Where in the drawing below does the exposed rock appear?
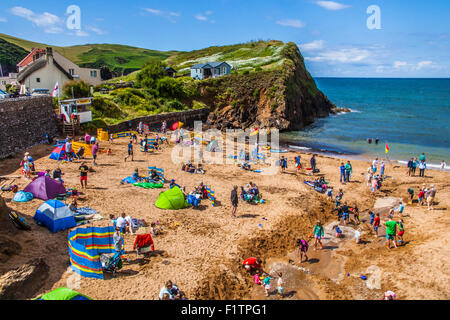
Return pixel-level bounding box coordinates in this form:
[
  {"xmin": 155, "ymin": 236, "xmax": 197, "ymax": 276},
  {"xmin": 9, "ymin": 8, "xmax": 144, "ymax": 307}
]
[
  {"xmin": 196, "ymin": 42, "xmax": 335, "ymax": 131},
  {"xmin": 330, "ymin": 107, "xmax": 351, "ymax": 114},
  {"xmin": 0, "ymin": 258, "xmax": 50, "ymax": 300},
  {"xmin": 0, "ymin": 195, "xmax": 17, "ymax": 235},
  {"xmin": 0, "ymin": 236, "xmax": 21, "ymax": 263}
]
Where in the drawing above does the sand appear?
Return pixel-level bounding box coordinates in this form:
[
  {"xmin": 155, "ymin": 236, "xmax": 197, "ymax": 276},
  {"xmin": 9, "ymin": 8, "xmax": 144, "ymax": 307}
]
[{"xmin": 0, "ymin": 133, "xmax": 449, "ymax": 300}]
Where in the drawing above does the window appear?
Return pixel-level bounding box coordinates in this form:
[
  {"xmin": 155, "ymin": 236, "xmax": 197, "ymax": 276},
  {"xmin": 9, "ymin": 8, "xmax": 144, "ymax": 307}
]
[
  {"xmin": 69, "ymin": 69, "xmax": 75, "ymax": 75},
  {"xmin": 36, "ymin": 78, "xmax": 41, "ymax": 83},
  {"xmin": 90, "ymin": 70, "xmax": 97, "ymax": 78},
  {"xmin": 223, "ymin": 67, "xmax": 227, "ymax": 74}
]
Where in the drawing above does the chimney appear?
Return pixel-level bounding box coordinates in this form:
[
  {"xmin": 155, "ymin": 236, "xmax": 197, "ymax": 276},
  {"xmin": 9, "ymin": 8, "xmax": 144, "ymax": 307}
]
[{"xmin": 46, "ymin": 47, "xmax": 53, "ymax": 64}]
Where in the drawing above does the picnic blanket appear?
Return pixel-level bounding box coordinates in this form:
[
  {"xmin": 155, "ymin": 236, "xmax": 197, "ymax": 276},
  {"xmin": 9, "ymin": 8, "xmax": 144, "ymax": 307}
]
[
  {"xmin": 75, "ymin": 207, "xmax": 98, "ymax": 216},
  {"xmin": 133, "ymin": 182, "xmax": 164, "ymax": 189}
]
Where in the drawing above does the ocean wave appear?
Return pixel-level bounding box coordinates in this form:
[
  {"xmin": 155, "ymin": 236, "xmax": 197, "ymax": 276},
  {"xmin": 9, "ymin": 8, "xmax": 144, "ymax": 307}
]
[{"xmin": 289, "ymin": 145, "xmax": 311, "ymax": 151}]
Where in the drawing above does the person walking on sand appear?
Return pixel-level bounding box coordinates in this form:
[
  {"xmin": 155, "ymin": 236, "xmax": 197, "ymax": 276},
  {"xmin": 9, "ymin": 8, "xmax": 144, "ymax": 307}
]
[
  {"xmin": 427, "ymin": 184, "xmax": 436, "ymax": 211},
  {"xmin": 380, "ymin": 161, "xmax": 386, "ymax": 178},
  {"xmin": 231, "ymin": 186, "xmax": 238, "ymax": 218},
  {"xmin": 312, "ymin": 221, "xmax": 324, "ymax": 250},
  {"xmin": 418, "ymin": 160, "xmax": 426, "ymax": 177},
  {"xmin": 277, "ymin": 273, "xmax": 284, "ymax": 298},
  {"xmin": 296, "ymin": 238, "xmax": 309, "ymax": 263},
  {"xmin": 397, "ymin": 219, "xmax": 405, "ymax": 245},
  {"xmin": 407, "ymin": 158, "xmax": 414, "ymax": 176},
  {"xmin": 79, "ymin": 162, "xmax": 89, "ymax": 189},
  {"xmin": 124, "ymin": 140, "xmax": 134, "ymax": 162},
  {"xmin": 371, "ymin": 177, "xmax": 378, "ymax": 193},
  {"xmin": 385, "ymin": 216, "xmax": 398, "ymax": 250},
  {"xmin": 310, "ymin": 155, "xmax": 317, "ymax": 175},
  {"xmin": 373, "ymin": 213, "xmax": 381, "ymax": 237},
  {"xmin": 372, "ymin": 158, "xmax": 379, "ymax": 174},
  {"xmin": 92, "ymin": 142, "xmax": 99, "ymax": 166},
  {"xmin": 345, "ymin": 161, "xmax": 353, "ymax": 182},
  {"xmin": 340, "ymin": 162, "xmax": 346, "ymax": 184}
]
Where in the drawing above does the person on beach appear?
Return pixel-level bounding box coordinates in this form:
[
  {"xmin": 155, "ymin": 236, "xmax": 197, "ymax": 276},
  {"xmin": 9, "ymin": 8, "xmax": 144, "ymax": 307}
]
[
  {"xmin": 53, "ymin": 167, "xmax": 64, "ymax": 185},
  {"xmin": 340, "ymin": 163, "xmax": 346, "ymax": 184},
  {"xmin": 327, "ymin": 188, "xmax": 333, "ymax": 202},
  {"xmin": 352, "ymin": 204, "xmax": 360, "ymax": 224},
  {"xmin": 79, "ymin": 162, "xmax": 89, "ymax": 189},
  {"xmin": 342, "ymin": 202, "xmax": 350, "ymax": 225},
  {"xmin": 418, "ymin": 160, "xmax": 426, "ymax": 177},
  {"xmin": 23, "ymin": 158, "xmax": 31, "ymax": 179},
  {"xmin": 262, "ymin": 274, "xmax": 272, "ymax": 297},
  {"xmin": 124, "ymin": 140, "xmax": 134, "ymax": 162},
  {"xmin": 384, "ymin": 291, "xmax": 397, "ymax": 300},
  {"xmin": 280, "ymin": 156, "xmax": 287, "ymax": 173},
  {"xmin": 412, "ymin": 158, "xmax": 418, "ymax": 175},
  {"xmin": 345, "ymin": 161, "xmax": 353, "ymax": 182},
  {"xmin": 441, "ymin": 160, "xmax": 447, "ymax": 170},
  {"xmin": 333, "ymin": 225, "xmax": 343, "ymax": 238},
  {"xmin": 380, "ymin": 161, "xmax": 386, "ymax": 178},
  {"xmin": 418, "ymin": 186, "xmax": 426, "ymax": 206},
  {"xmin": 253, "ymin": 270, "xmax": 263, "ymax": 286},
  {"xmin": 295, "ymin": 156, "xmax": 302, "ymax": 171},
  {"xmin": 277, "ymin": 273, "xmax": 284, "ymax": 298},
  {"xmin": 366, "ymin": 171, "xmax": 373, "ymax": 187},
  {"xmin": 369, "ymin": 211, "xmax": 375, "ymax": 225},
  {"xmin": 407, "ymin": 158, "xmax": 414, "ymax": 176},
  {"xmin": 372, "ymin": 158, "xmax": 379, "ymax": 174},
  {"xmin": 310, "ymin": 155, "xmax": 317, "ymax": 175},
  {"xmin": 407, "ymin": 187, "xmax": 414, "ymax": 204},
  {"xmin": 396, "ymin": 202, "xmax": 405, "ymax": 217},
  {"xmin": 243, "ymin": 257, "xmax": 262, "ymax": 273},
  {"xmin": 231, "ymin": 186, "xmax": 239, "ymax": 218},
  {"xmin": 419, "ymin": 153, "xmax": 426, "ymax": 162},
  {"xmin": 385, "ymin": 216, "xmax": 398, "ymax": 249},
  {"xmin": 113, "ymin": 227, "xmax": 124, "ymax": 254},
  {"xmin": 371, "ymin": 177, "xmax": 378, "ymax": 193},
  {"xmin": 92, "ymin": 142, "xmax": 99, "ymax": 166},
  {"xmin": 335, "ymin": 189, "xmax": 343, "ymax": 208},
  {"xmin": 397, "ymin": 219, "xmax": 405, "ymax": 245},
  {"xmin": 312, "ymin": 221, "xmax": 324, "ymax": 250},
  {"xmin": 373, "ymin": 213, "xmax": 381, "ymax": 237},
  {"xmin": 296, "ymin": 238, "xmax": 309, "ymax": 263},
  {"xmin": 427, "ymin": 184, "xmax": 436, "ymax": 211},
  {"xmin": 65, "ymin": 139, "xmax": 73, "ymax": 161}
]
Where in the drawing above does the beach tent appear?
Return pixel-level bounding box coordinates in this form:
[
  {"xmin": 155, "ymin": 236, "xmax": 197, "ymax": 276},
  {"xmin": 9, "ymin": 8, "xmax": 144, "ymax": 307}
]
[
  {"xmin": 24, "ymin": 176, "xmax": 67, "ymax": 200},
  {"xmin": 68, "ymin": 226, "xmax": 116, "ymax": 279},
  {"xmin": 34, "ymin": 200, "xmax": 76, "ymax": 233},
  {"xmin": 155, "ymin": 186, "xmax": 189, "ymax": 210},
  {"xmin": 12, "ymin": 191, "xmax": 34, "ymax": 202},
  {"xmin": 36, "ymin": 287, "xmax": 92, "ymax": 300},
  {"xmin": 49, "ymin": 144, "xmax": 67, "ymax": 161},
  {"xmin": 206, "ymin": 140, "xmax": 219, "ymax": 152}
]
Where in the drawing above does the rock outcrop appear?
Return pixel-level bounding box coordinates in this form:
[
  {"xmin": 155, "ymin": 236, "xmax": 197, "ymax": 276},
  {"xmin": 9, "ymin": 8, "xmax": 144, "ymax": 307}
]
[{"xmin": 196, "ymin": 42, "xmax": 335, "ymax": 131}]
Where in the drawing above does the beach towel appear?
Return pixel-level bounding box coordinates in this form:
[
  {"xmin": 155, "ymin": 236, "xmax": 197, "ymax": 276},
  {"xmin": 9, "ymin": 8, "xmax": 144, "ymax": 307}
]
[
  {"xmin": 76, "ymin": 207, "xmax": 98, "ymax": 216},
  {"xmin": 133, "ymin": 234, "xmax": 154, "ymax": 251},
  {"xmin": 122, "ymin": 177, "xmax": 138, "ymax": 184}
]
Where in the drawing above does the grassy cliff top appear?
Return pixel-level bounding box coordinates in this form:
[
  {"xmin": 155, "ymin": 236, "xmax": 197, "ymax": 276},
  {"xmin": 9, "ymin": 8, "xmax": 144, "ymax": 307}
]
[{"xmin": 0, "ymin": 33, "xmax": 288, "ymax": 77}]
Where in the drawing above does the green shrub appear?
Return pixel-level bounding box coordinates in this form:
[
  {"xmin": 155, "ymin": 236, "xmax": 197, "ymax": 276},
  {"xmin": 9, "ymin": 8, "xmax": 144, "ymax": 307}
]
[
  {"xmin": 62, "ymin": 80, "xmax": 91, "ymax": 99},
  {"xmin": 156, "ymin": 77, "xmax": 185, "ymax": 99},
  {"xmin": 91, "ymin": 97, "xmax": 127, "ymax": 119},
  {"xmin": 136, "ymin": 60, "xmax": 166, "ymax": 89}
]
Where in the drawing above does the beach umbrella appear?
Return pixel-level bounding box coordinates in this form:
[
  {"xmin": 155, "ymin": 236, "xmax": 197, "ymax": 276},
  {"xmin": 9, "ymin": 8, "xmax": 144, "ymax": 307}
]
[{"xmin": 171, "ymin": 121, "xmax": 184, "ymax": 131}]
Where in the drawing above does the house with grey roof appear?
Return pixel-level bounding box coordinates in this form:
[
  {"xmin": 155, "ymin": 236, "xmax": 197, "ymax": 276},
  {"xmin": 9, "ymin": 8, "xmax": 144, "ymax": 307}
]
[{"xmin": 190, "ymin": 62, "xmax": 232, "ymax": 80}]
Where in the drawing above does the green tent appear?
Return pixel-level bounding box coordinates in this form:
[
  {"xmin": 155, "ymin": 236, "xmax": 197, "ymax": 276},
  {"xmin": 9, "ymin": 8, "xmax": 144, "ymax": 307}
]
[
  {"xmin": 155, "ymin": 186, "xmax": 189, "ymax": 210},
  {"xmin": 36, "ymin": 287, "xmax": 92, "ymax": 300}
]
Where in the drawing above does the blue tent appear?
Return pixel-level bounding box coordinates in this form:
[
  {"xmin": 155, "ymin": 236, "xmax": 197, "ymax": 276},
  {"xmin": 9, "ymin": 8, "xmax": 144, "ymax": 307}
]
[
  {"xmin": 13, "ymin": 191, "xmax": 34, "ymax": 202},
  {"xmin": 34, "ymin": 200, "xmax": 76, "ymax": 233},
  {"xmin": 49, "ymin": 144, "xmax": 67, "ymax": 161}
]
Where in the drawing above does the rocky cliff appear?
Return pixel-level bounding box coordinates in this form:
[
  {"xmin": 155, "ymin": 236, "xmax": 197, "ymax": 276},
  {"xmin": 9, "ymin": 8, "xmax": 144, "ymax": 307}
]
[{"xmin": 195, "ymin": 42, "xmax": 334, "ymax": 131}]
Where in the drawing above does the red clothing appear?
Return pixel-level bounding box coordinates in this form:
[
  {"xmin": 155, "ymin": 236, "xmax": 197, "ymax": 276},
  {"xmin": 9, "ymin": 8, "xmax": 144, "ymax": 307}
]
[
  {"xmin": 133, "ymin": 234, "xmax": 154, "ymax": 250},
  {"xmin": 243, "ymin": 257, "xmax": 261, "ymax": 269},
  {"xmin": 374, "ymin": 217, "xmax": 380, "ymax": 227}
]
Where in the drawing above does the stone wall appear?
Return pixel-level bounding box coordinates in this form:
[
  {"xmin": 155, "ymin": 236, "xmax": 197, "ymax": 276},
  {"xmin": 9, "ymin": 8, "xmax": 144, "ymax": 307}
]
[
  {"xmin": 0, "ymin": 96, "xmax": 58, "ymax": 159},
  {"xmin": 106, "ymin": 108, "xmax": 209, "ymax": 133}
]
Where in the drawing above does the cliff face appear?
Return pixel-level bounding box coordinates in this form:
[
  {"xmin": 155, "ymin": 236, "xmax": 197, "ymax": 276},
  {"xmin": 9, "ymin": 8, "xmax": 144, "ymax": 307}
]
[{"xmin": 195, "ymin": 42, "xmax": 334, "ymax": 131}]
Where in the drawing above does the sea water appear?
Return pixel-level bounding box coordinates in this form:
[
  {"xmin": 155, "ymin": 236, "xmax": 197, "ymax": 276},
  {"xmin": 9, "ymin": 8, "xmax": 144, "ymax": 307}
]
[{"xmin": 281, "ymin": 78, "xmax": 450, "ymax": 168}]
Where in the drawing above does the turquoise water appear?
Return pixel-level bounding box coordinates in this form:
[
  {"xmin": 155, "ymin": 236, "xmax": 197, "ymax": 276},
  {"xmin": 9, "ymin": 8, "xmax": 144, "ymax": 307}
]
[{"xmin": 281, "ymin": 78, "xmax": 450, "ymax": 167}]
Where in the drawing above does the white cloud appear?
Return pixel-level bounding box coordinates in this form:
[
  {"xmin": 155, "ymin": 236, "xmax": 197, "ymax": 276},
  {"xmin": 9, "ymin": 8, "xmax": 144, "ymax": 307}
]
[
  {"xmin": 195, "ymin": 14, "xmax": 208, "ymax": 21},
  {"xmin": 276, "ymin": 19, "xmax": 305, "ymax": 28},
  {"xmin": 73, "ymin": 29, "xmax": 89, "ymax": 37},
  {"xmin": 316, "ymin": 1, "xmax": 351, "ymax": 11},
  {"xmin": 11, "ymin": 6, "xmax": 63, "ymax": 33},
  {"xmin": 393, "ymin": 61, "xmax": 408, "ymax": 69},
  {"xmin": 300, "ymin": 40, "xmax": 325, "ymax": 52},
  {"xmin": 86, "ymin": 26, "xmax": 107, "ymax": 35},
  {"xmin": 205, "ymin": 11, "xmax": 213, "ymax": 16},
  {"xmin": 416, "ymin": 60, "xmax": 433, "ymax": 70},
  {"xmin": 142, "ymin": 8, "xmax": 180, "ymax": 22},
  {"xmin": 305, "ymin": 48, "xmax": 370, "ymax": 63},
  {"xmin": 0, "ymin": 17, "xmax": 7, "ymax": 23}
]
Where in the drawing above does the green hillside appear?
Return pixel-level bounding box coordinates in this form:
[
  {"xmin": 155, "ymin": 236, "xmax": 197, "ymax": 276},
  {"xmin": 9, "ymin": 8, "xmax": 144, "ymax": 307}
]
[{"xmin": 0, "ymin": 38, "xmax": 28, "ymax": 74}]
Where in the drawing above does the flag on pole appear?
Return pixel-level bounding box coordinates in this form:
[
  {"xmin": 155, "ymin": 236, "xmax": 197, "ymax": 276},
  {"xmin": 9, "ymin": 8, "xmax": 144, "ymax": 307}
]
[
  {"xmin": 51, "ymin": 82, "xmax": 59, "ymax": 98},
  {"xmin": 385, "ymin": 143, "xmax": 390, "ymax": 154},
  {"xmin": 250, "ymin": 128, "xmax": 259, "ymax": 137}
]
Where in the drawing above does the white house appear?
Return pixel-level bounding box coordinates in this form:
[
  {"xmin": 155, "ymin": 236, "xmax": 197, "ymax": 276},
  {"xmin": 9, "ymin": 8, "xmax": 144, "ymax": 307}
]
[{"xmin": 190, "ymin": 62, "xmax": 232, "ymax": 80}]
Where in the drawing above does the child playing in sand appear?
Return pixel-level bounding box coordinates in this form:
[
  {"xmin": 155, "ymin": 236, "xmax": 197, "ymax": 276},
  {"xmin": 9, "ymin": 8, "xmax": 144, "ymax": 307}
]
[
  {"xmin": 263, "ymin": 274, "xmax": 272, "ymax": 297},
  {"xmin": 352, "ymin": 204, "xmax": 360, "ymax": 224},
  {"xmin": 296, "ymin": 238, "xmax": 309, "ymax": 263},
  {"xmin": 150, "ymin": 222, "xmax": 161, "ymax": 236},
  {"xmin": 369, "ymin": 211, "xmax": 375, "ymax": 225},
  {"xmin": 254, "ymin": 270, "xmax": 263, "ymax": 286},
  {"xmin": 397, "ymin": 219, "xmax": 405, "ymax": 245},
  {"xmin": 407, "ymin": 187, "xmax": 414, "ymax": 204},
  {"xmin": 312, "ymin": 221, "xmax": 324, "ymax": 250},
  {"xmin": 373, "ymin": 213, "xmax": 381, "ymax": 237},
  {"xmin": 277, "ymin": 273, "xmax": 284, "ymax": 298},
  {"xmin": 333, "ymin": 225, "xmax": 343, "ymax": 238},
  {"xmin": 327, "ymin": 188, "xmax": 333, "ymax": 202}
]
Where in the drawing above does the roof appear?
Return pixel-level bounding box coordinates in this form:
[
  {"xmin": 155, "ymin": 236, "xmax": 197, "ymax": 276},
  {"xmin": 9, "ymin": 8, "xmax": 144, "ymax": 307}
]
[
  {"xmin": 165, "ymin": 67, "xmax": 177, "ymax": 72},
  {"xmin": 17, "ymin": 57, "xmax": 73, "ymax": 83},
  {"xmin": 191, "ymin": 62, "xmax": 231, "ymax": 69},
  {"xmin": 17, "ymin": 48, "xmax": 46, "ymax": 68}
]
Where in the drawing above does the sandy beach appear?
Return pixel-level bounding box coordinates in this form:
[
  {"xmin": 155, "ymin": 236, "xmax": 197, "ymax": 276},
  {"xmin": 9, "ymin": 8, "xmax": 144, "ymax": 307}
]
[{"xmin": 1, "ymin": 133, "xmax": 449, "ymax": 300}]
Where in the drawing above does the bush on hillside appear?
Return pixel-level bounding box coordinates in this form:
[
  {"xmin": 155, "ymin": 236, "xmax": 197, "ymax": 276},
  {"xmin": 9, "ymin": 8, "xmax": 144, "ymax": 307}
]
[
  {"xmin": 156, "ymin": 77, "xmax": 185, "ymax": 99},
  {"xmin": 136, "ymin": 60, "xmax": 167, "ymax": 89},
  {"xmin": 63, "ymin": 80, "xmax": 91, "ymax": 99},
  {"xmin": 91, "ymin": 97, "xmax": 127, "ymax": 119}
]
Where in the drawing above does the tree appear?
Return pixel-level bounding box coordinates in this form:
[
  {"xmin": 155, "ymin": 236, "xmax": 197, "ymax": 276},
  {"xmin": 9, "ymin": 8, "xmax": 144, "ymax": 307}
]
[
  {"xmin": 63, "ymin": 80, "xmax": 91, "ymax": 99},
  {"xmin": 136, "ymin": 60, "xmax": 166, "ymax": 89},
  {"xmin": 100, "ymin": 66, "xmax": 113, "ymax": 81}
]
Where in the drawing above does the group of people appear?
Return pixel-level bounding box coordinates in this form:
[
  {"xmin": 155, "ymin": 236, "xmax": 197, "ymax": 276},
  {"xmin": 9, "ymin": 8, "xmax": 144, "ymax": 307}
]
[
  {"xmin": 242, "ymin": 258, "xmax": 284, "ymax": 298},
  {"xmin": 407, "ymin": 183, "xmax": 437, "ymax": 210},
  {"xmin": 181, "ymin": 162, "xmax": 205, "ymax": 174},
  {"xmin": 240, "ymin": 182, "xmax": 261, "ymax": 203},
  {"xmin": 339, "ymin": 161, "xmax": 353, "ymax": 183},
  {"xmin": 407, "ymin": 153, "xmax": 427, "ymax": 177}
]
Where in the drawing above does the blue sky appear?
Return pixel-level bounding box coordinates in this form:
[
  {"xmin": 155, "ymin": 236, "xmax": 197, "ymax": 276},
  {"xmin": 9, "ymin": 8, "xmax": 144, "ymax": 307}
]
[{"xmin": 1, "ymin": 0, "xmax": 449, "ymax": 77}]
